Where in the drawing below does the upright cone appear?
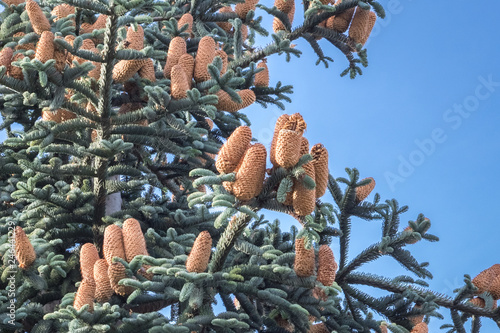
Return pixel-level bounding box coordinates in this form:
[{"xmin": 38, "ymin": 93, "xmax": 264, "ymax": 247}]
[
  {"xmin": 254, "ymin": 61, "xmax": 269, "ymax": 87},
  {"xmin": 270, "ymin": 114, "xmax": 290, "ymax": 167},
  {"xmin": 235, "ymin": 0, "xmax": 259, "ymax": 19},
  {"xmin": 410, "ymin": 322, "xmax": 428, "ymax": 333},
  {"xmin": 80, "ymin": 243, "xmax": 100, "ymax": 281},
  {"xmin": 94, "ymin": 259, "xmax": 113, "ymax": 303},
  {"xmin": 294, "ymin": 238, "xmax": 315, "ymax": 277},
  {"xmin": 164, "ymin": 37, "xmax": 186, "ymax": 79},
  {"xmin": 311, "ymin": 144, "xmax": 329, "ymax": 198},
  {"xmin": 73, "ymin": 278, "xmax": 96, "ymax": 312},
  {"xmin": 232, "ymin": 143, "xmax": 267, "ymax": 201},
  {"xmin": 35, "ymin": 31, "xmax": 54, "ymax": 63},
  {"xmin": 216, "ymin": 126, "xmax": 252, "ymax": 174},
  {"xmin": 186, "ymin": 231, "xmax": 212, "ymax": 273},
  {"xmin": 103, "ymin": 224, "xmax": 126, "ymax": 266},
  {"xmin": 171, "ymin": 64, "xmax": 189, "ymax": 99},
  {"xmin": 215, "ymin": 89, "xmax": 256, "ymax": 112},
  {"xmin": 14, "ymin": 226, "xmax": 36, "ymax": 269},
  {"xmin": 178, "ymin": 13, "xmax": 193, "ymax": 35},
  {"xmin": 122, "ymin": 218, "xmax": 149, "ymax": 262},
  {"xmin": 194, "ymin": 36, "xmax": 216, "ymax": 82},
  {"xmin": 26, "ymin": 0, "xmax": 51, "ymax": 34},
  {"xmin": 355, "ymin": 177, "xmax": 375, "ymax": 203},
  {"xmin": 349, "ymin": 6, "xmax": 370, "ymax": 44},
  {"xmin": 317, "ymin": 245, "xmax": 337, "ymax": 286},
  {"xmin": 108, "ymin": 262, "xmax": 133, "ymax": 296}
]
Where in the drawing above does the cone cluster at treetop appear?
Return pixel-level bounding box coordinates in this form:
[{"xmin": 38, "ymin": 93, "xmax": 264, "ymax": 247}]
[{"xmin": 0, "ymin": 0, "xmax": 498, "ymax": 332}]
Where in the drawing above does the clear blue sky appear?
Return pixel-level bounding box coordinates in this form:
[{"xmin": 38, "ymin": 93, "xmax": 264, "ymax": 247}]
[
  {"xmin": 2, "ymin": 0, "xmax": 499, "ymax": 329},
  {"xmin": 246, "ymin": 0, "xmax": 500, "ymax": 330}
]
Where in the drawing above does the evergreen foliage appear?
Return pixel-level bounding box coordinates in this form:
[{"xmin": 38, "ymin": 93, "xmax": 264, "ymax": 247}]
[{"xmin": 0, "ymin": 0, "xmax": 497, "ymax": 332}]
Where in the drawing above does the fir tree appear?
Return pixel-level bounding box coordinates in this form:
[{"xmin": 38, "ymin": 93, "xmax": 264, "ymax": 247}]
[{"xmin": 0, "ymin": 0, "xmax": 498, "ymax": 332}]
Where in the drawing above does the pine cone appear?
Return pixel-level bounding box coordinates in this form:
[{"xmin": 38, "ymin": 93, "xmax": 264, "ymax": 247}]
[
  {"xmin": 8, "ymin": 53, "xmax": 24, "ymax": 80},
  {"xmin": 215, "ymin": 49, "xmax": 228, "ymax": 75},
  {"xmin": 359, "ymin": 11, "xmax": 377, "ymax": 46},
  {"xmin": 54, "ymin": 47, "xmax": 67, "ymax": 72},
  {"xmin": 317, "ymin": 245, "xmax": 337, "ymax": 286},
  {"xmin": 292, "ymin": 157, "xmax": 316, "ymax": 216},
  {"xmin": 103, "ymin": 224, "xmax": 126, "ymax": 266},
  {"xmin": 326, "ymin": 1, "xmax": 355, "ymax": 33},
  {"xmin": 216, "ymin": 7, "xmax": 234, "ymax": 33},
  {"xmin": 240, "ymin": 24, "xmax": 248, "ymax": 42},
  {"xmin": 275, "ymin": 315, "xmax": 294, "ymax": 332},
  {"xmin": 93, "ymin": 15, "xmax": 108, "ymax": 30},
  {"xmin": 113, "ymin": 59, "xmax": 149, "ymax": 83},
  {"xmin": 410, "ymin": 322, "xmax": 428, "ymax": 333},
  {"xmin": 14, "ymin": 226, "xmax": 36, "ymax": 269},
  {"xmin": 186, "ymin": 231, "xmax": 212, "ymax": 273},
  {"xmin": 310, "ymin": 144, "xmax": 329, "ymax": 198},
  {"xmin": 170, "ymin": 64, "xmax": 189, "ymax": 99},
  {"xmin": 74, "ymin": 39, "xmax": 96, "ymax": 64},
  {"xmin": 409, "ymin": 304, "xmax": 424, "ymax": 326},
  {"xmin": 126, "ymin": 25, "xmax": 144, "ymax": 50},
  {"xmin": 80, "ymin": 243, "xmax": 100, "ymax": 281},
  {"xmin": 270, "ymin": 114, "xmax": 290, "ymax": 167},
  {"xmin": 35, "ymin": 32, "xmax": 54, "ymax": 64},
  {"xmin": 4, "ymin": 0, "xmax": 24, "ymax": 5},
  {"xmin": 380, "ymin": 324, "xmax": 388, "ymax": 333},
  {"xmin": 215, "ymin": 89, "xmax": 256, "ymax": 112},
  {"xmin": 194, "ymin": 36, "xmax": 216, "ymax": 82},
  {"xmin": 26, "ymin": 0, "xmax": 51, "ymax": 34},
  {"xmin": 177, "ymin": 53, "xmax": 195, "ymax": 83},
  {"xmin": 51, "ymin": 4, "xmax": 75, "ymax": 21},
  {"xmin": 272, "ymin": 1, "xmax": 295, "ymax": 33},
  {"xmin": 308, "ymin": 323, "xmax": 329, "ymax": 333},
  {"xmin": 232, "ymin": 143, "xmax": 267, "ymax": 201},
  {"xmin": 41, "ymin": 108, "xmax": 76, "ymax": 123},
  {"xmin": 349, "ymin": 6, "xmax": 370, "ymax": 44},
  {"xmin": 178, "ymin": 13, "xmax": 193, "ymax": 35},
  {"xmin": 355, "ymin": 177, "xmax": 375, "ymax": 203},
  {"xmin": 472, "ymin": 264, "xmax": 500, "ymax": 296},
  {"xmin": 108, "ymin": 262, "xmax": 133, "ymax": 296},
  {"xmin": 94, "ymin": 259, "xmax": 113, "ymax": 303},
  {"xmin": 216, "ymin": 125, "xmax": 252, "ymax": 174},
  {"xmin": 468, "ymin": 297, "xmax": 497, "ymax": 309},
  {"xmin": 235, "ymin": 0, "xmax": 259, "ymax": 19},
  {"xmin": 14, "ymin": 32, "xmax": 35, "ymax": 52},
  {"xmin": 254, "ymin": 61, "xmax": 269, "ymax": 87},
  {"xmin": 122, "ymin": 218, "xmax": 149, "ymax": 262},
  {"xmin": 0, "ymin": 47, "xmax": 14, "ymax": 72},
  {"xmin": 73, "ymin": 278, "xmax": 96, "ymax": 312},
  {"xmin": 138, "ymin": 58, "xmax": 156, "ymax": 82},
  {"xmin": 294, "ymin": 237, "xmax": 315, "ymax": 277},
  {"xmin": 164, "ymin": 37, "xmax": 186, "ymax": 79},
  {"xmin": 275, "ymin": 0, "xmax": 294, "ymax": 13}
]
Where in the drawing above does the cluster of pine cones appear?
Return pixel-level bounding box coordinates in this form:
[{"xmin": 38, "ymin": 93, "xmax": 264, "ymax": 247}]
[{"xmin": 73, "ymin": 218, "xmax": 150, "ymax": 312}]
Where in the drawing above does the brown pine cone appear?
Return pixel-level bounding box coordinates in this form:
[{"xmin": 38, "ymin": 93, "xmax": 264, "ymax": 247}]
[
  {"xmin": 311, "ymin": 144, "xmax": 329, "ymax": 198},
  {"xmin": 254, "ymin": 60, "xmax": 269, "ymax": 87},
  {"xmin": 215, "ymin": 89, "xmax": 256, "ymax": 112},
  {"xmin": 177, "ymin": 53, "xmax": 195, "ymax": 83},
  {"xmin": 358, "ymin": 11, "xmax": 377, "ymax": 46},
  {"xmin": 186, "ymin": 231, "xmax": 212, "ymax": 273},
  {"xmin": 472, "ymin": 264, "xmax": 500, "ymax": 296},
  {"xmin": 41, "ymin": 108, "xmax": 76, "ymax": 123},
  {"xmin": 14, "ymin": 226, "xmax": 36, "ymax": 269},
  {"xmin": 326, "ymin": 0, "xmax": 355, "ymax": 33},
  {"xmin": 232, "ymin": 143, "xmax": 267, "ymax": 201},
  {"xmin": 164, "ymin": 37, "xmax": 186, "ymax": 79},
  {"xmin": 294, "ymin": 237, "xmax": 315, "ymax": 277},
  {"xmin": 80, "ymin": 243, "xmax": 100, "ymax": 281},
  {"xmin": 126, "ymin": 25, "xmax": 144, "ymax": 50},
  {"xmin": 410, "ymin": 322, "xmax": 428, "ymax": 333},
  {"xmin": 308, "ymin": 323, "xmax": 329, "ymax": 333},
  {"xmin": 215, "ymin": 49, "xmax": 228, "ymax": 75},
  {"xmin": 73, "ymin": 278, "xmax": 96, "ymax": 312},
  {"xmin": 270, "ymin": 114, "xmax": 290, "ymax": 167},
  {"xmin": 103, "ymin": 224, "xmax": 126, "ymax": 266},
  {"xmin": 113, "ymin": 59, "xmax": 149, "ymax": 83},
  {"xmin": 170, "ymin": 64, "xmax": 189, "ymax": 99},
  {"xmin": 215, "ymin": 125, "xmax": 252, "ymax": 174},
  {"xmin": 0, "ymin": 47, "xmax": 14, "ymax": 72},
  {"xmin": 178, "ymin": 13, "xmax": 193, "ymax": 35},
  {"xmin": 317, "ymin": 245, "xmax": 337, "ymax": 286},
  {"xmin": 235, "ymin": 0, "xmax": 259, "ymax": 19},
  {"xmin": 292, "ymin": 156, "xmax": 316, "ymax": 216},
  {"xmin": 272, "ymin": 2, "xmax": 295, "ymax": 33},
  {"xmin": 26, "ymin": 0, "xmax": 51, "ymax": 34},
  {"xmin": 355, "ymin": 177, "xmax": 375, "ymax": 203},
  {"xmin": 51, "ymin": 4, "xmax": 75, "ymax": 22},
  {"xmin": 108, "ymin": 262, "xmax": 134, "ymax": 296},
  {"xmin": 138, "ymin": 58, "xmax": 156, "ymax": 82},
  {"xmin": 194, "ymin": 36, "xmax": 216, "ymax": 82},
  {"xmin": 94, "ymin": 259, "xmax": 113, "ymax": 303},
  {"xmin": 348, "ymin": 6, "xmax": 370, "ymax": 44},
  {"xmin": 216, "ymin": 7, "xmax": 234, "ymax": 33},
  {"xmin": 122, "ymin": 218, "xmax": 149, "ymax": 262}
]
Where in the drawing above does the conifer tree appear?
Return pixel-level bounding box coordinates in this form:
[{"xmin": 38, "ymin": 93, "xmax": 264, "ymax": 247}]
[{"xmin": 0, "ymin": 0, "xmax": 498, "ymax": 332}]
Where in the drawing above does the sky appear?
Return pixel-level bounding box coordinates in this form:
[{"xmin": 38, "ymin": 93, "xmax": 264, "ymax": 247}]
[
  {"xmin": 2, "ymin": 0, "xmax": 500, "ymax": 330},
  {"xmin": 245, "ymin": 0, "xmax": 500, "ymax": 330}
]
